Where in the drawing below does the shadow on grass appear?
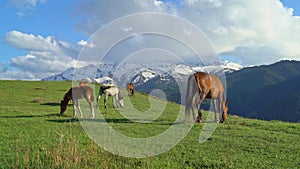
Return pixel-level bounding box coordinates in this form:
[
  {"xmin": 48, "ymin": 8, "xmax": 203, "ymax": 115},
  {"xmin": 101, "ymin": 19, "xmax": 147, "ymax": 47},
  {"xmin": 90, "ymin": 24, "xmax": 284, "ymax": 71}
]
[
  {"xmin": 0, "ymin": 113, "xmax": 61, "ymax": 118},
  {"xmin": 47, "ymin": 118, "xmax": 80, "ymax": 123},
  {"xmin": 47, "ymin": 118, "xmax": 133, "ymax": 123},
  {"xmin": 40, "ymin": 102, "xmax": 61, "ymax": 106}
]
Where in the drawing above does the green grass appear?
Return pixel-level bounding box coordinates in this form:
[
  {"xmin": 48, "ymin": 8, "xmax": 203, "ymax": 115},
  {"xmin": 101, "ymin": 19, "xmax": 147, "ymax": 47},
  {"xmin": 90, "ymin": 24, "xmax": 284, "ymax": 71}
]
[{"xmin": 0, "ymin": 80, "xmax": 299, "ymax": 168}]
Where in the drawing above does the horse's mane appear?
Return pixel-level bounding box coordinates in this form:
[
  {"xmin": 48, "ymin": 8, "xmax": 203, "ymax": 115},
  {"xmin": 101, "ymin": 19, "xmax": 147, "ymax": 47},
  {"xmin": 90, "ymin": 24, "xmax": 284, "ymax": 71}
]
[{"xmin": 63, "ymin": 88, "xmax": 72, "ymax": 101}]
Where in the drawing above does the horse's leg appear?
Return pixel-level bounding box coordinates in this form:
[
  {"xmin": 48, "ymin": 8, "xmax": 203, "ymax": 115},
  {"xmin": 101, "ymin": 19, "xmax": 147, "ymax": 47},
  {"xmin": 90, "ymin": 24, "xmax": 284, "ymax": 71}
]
[
  {"xmin": 196, "ymin": 102, "xmax": 202, "ymax": 123},
  {"xmin": 73, "ymin": 100, "xmax": 77, "ymax": 119},
  {"xmin": 219, "ymin": 97, "xmax": 223, "ymax": 123},
  {"xmin": 112, "ymin": 96, "xmax": 116, "ymax": 108},
  {"xmin": 104, "ymin": 94, "xmax": 108, "ymax": 109},
  {"xmin": 132, "ymin": 89, "xmax": 134, "ymax": 97},
  {"xmin": 196, "ymin": 93, "xmax": 206, "ymax": 123},
  {"xmin": 213, "ymin": 99, "xmax": 218, "ymax": 123},
  {"xmin": 96, "ymin": 94, "xmax": 101, "ymax": 107},
  {"xmin": 77, "ymin": 101, "xmax": 83, "ymax": 118},
  {"xmin": 89, "ymin": 101, "xmax": 94, "ymax": 119}
]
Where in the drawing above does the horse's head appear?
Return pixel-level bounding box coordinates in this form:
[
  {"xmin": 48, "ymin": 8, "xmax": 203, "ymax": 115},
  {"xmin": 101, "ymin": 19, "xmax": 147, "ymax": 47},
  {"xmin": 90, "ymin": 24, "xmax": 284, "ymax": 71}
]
[
  {"xmin": 221, "ymin": 100, "xmax": 229, "ymax": 123},
  {"xmin": 60, "ymin": 100, "xmax": 68, "ymax": 115}
]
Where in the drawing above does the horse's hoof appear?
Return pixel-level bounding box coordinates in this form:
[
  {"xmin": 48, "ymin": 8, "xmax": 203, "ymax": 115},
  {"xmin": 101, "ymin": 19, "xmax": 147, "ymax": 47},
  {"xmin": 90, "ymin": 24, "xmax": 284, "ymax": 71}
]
[
  {"xmin": 196, "ymin": 116, "xmax": 202, "ymax": 123},
  {"xmin": 196, "ymin": 119, "xmax": 201, "ymax": 123}
]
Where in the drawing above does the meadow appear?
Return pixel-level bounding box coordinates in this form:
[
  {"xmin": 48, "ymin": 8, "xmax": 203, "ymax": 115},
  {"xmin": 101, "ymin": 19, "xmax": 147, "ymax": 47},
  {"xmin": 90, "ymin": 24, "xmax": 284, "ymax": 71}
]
[{"xmin": 0, "ymin": 80, "xmax": 299, "ymax": 168}]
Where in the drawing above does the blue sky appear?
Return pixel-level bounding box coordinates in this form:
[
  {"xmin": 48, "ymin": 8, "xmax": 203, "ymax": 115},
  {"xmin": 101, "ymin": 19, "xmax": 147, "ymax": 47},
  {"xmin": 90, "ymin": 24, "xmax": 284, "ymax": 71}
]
[
  {"xmin": 281, "ymin": 0, "xmax": 300, "ymax": 15},
  {"xmin": 1, "ymin": 0, "xmax": 300, "ymax": 79}
]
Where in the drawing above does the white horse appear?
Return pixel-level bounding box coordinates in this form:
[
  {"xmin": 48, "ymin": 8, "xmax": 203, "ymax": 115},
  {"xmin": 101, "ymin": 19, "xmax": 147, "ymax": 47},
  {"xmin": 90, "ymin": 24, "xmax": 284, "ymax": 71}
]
[{"xmin": 96, "ymin": 85, "xmax": 124, "ymax": 109}]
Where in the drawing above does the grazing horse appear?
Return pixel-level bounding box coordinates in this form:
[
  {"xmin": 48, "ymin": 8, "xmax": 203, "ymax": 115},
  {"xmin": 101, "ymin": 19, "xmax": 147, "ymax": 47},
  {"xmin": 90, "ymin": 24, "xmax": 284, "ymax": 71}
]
[
  {"xmin": 96, "ymin": 85, "xmax": 124, "ymax": 109},
  {"xmin": 127, "ymin": 83, "xmax": 135, "ymax": 96},
  {"xmin": 60, "ymin": 86, "xmax": 95, "ymax": 119},
  {"xmin": 185, "ymin": 72, "xmax": 228, "ymax": 123}
]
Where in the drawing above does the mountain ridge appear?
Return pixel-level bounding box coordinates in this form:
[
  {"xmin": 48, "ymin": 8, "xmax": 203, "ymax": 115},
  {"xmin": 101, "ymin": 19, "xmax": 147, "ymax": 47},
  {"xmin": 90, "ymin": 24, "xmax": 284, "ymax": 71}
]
[
  {"xmin": 42, "ymin": 62, "xmax": 242, "ymax": 85},
  {"xmin": 226, "ymin": 60, "xmax": 300, "ymax": 122}
]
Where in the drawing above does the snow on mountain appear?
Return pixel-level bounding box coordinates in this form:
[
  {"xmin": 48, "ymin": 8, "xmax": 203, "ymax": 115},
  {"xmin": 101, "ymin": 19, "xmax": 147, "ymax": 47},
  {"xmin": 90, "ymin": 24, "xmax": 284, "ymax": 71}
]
[
  {"xmin": 42, "ymin": 63, "xmax": 116, "ymax": 81},
  {"xmin": 131, "ymin": 69, "xmax": 157, "ymax": 84},
  {"xmin": 222, "ymin": 61, "xmax": 243, "ymax": 72},
  {"xmin": 42, "ymin": 61, "xmax": 243, "ymax": 87}
]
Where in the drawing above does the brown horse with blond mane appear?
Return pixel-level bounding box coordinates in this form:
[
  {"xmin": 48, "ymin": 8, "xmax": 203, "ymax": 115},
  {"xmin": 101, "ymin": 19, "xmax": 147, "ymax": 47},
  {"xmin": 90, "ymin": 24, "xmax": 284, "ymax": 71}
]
[
  {"xmin": 60, "ymin": 85, "xmax": 95, "ymax": 119},
  {"xmin": 185, "ymin": 72, "xmax": 228, "ymax": 123}
]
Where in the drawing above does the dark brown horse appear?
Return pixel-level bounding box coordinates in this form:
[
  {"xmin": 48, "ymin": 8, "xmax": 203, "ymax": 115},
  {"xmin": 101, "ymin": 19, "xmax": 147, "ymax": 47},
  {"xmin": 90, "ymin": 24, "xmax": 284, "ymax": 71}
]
[
  {"xmin": 60, "ymin": 86, "xmax": 95, "ymax": 119},
  {"xmin": 127, "ymin": 83, "xmax": 135, "ymax": 96},
  {"xmin": 185, "ymin": 72, "xmax": 228, "ymax": 123}
]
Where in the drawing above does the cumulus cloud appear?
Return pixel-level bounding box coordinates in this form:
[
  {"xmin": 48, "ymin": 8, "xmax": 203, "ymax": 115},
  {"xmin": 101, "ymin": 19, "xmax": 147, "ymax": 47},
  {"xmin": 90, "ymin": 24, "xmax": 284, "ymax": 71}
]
[
  {"xmin": 4, "ymin": 31, "xmax": 87, "ymax": 79},
  {"xmin": 178, "ymin": 0, "xmax": 300, "ymax": 65},
  {"xmin": 5, "ymin": 31, "xmax": 76, "ymax": 56},
  {"xmin": 73, "ymin": 0, "xmax": 300, "ymax": 66}
]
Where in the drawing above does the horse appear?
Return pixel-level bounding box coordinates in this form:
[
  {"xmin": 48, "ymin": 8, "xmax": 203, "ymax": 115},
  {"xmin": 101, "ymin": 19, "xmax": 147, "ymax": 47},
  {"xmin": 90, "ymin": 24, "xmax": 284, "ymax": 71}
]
[
  {"xmin": 185, "ymin": 72, "xmax": 228, "ymax": 123},
  {"xmin": 96, "ymin": 84, "xmax": 124, "ymax": 109},
  {"xmin": 127, "ymin": 83, "xmax": 135, "ymax": 96},
  {"xmin": 60, "ymin": 86, "xmax": 95, "ymax": 119}
]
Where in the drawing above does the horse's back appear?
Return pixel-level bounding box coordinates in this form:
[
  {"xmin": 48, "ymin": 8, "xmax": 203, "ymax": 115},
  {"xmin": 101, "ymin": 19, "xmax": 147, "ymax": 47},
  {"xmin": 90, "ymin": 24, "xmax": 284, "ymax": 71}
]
[
  {"xmin": 72, "ymin": 86, "xmax": 93, "ymax": 99},
  {"xmin": 209, "ymin": 74, "xmax": 224, "ymax": 91},
  {"xmin": 100, "ymin": 85, "xmax": 119, "ymax": 96},
  {"xmin": 193, "ymin": 72, "xmax": 224, "ymax": 98}
]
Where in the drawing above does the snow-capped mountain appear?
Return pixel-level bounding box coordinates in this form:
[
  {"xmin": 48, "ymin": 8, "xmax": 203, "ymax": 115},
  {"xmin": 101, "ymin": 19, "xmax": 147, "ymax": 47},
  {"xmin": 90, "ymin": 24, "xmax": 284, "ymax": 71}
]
[
  {"xmin": 42, "ymin": 61, "xmax": 243, "ymax": 87},
  {"xmin": 43, "ymin": 63, "xmax": 116, "ymax": 81}
]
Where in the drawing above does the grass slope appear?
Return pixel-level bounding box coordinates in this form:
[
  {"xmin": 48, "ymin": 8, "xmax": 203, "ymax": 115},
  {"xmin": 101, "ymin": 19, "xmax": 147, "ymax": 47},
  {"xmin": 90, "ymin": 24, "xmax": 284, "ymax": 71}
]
[{"xmin": 0, "ymin": 80, "xmax": 299, "ymax": 168}]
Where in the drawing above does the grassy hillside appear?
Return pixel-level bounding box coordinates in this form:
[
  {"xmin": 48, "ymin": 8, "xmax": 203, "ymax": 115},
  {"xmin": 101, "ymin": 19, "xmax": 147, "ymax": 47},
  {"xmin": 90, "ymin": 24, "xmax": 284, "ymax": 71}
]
[
  {"xmin": 0, "ymin": 80, "xmax": 299, "ymax": 168},
  {"xmin": 226, "ymin": 60, "xmax": 300, "ymax": 122}
]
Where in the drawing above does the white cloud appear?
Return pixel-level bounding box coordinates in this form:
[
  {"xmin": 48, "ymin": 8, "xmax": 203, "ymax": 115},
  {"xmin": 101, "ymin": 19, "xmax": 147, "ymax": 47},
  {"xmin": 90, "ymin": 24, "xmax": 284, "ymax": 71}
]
[
  {"xmin": 4, "ymin": 31, "xmax": 87, "ymax": 79},
  {"xmin": 180, "ymin": 0, "xmax": 300, "ymax": 65},
  {"xmin": 77, "ymin": 40, "xmax": 88, "ymax": 46},
  {"xmin": 5, "ymin": 31, "xmax": 75, "ymax": 55},
  {"xmin": 73, "ymin": 0, "xmax": 300, "ymax": 66}
]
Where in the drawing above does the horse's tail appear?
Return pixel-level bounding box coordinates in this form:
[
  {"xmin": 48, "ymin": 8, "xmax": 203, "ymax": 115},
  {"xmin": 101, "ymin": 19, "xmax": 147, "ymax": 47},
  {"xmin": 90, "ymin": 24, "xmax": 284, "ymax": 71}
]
[{"xmin": 185, "ymin": 74, "xmax": 196, "ymax": 115}]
